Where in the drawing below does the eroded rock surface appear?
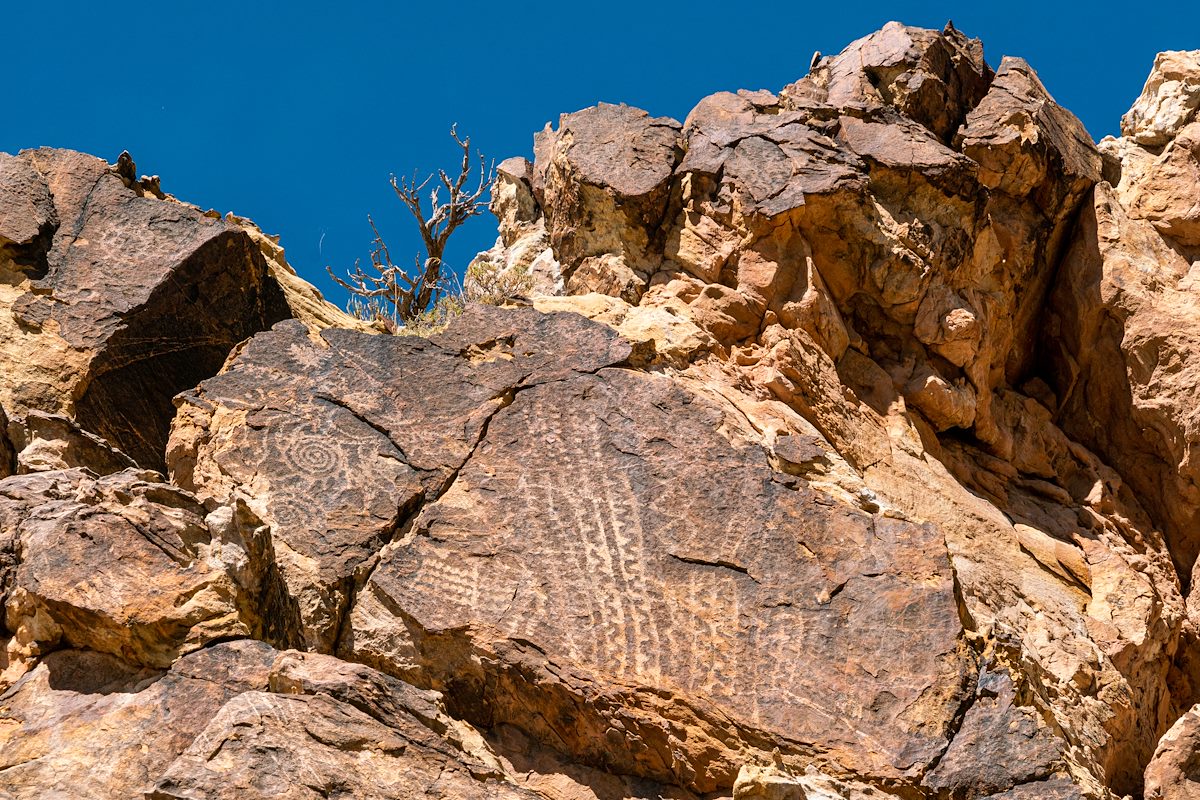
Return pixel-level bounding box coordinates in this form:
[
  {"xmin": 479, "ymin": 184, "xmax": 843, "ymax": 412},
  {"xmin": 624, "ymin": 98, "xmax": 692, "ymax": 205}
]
[
  {"xmin": 167, "ymin": 307, "xmax": 631, "ymax": 651},
  {"xmin": 348, "ymin": 366, "xmax": 970, "ymax": 791},
  {"xmin": 1146, "ymin": 705, "xmax": 1200, "ymax": 799},
  {"xmin": 0, "ymin": 641, "xmax": 277, "ymax": 800},
  {"xmin": 3, "ymin": 19, "xmax": 1200, "ymax": 800},
  {"xmin": 0, "ymin": 148, "xmax": 358, "ymax": 473},
  {"xmin": 0, "ymin": 468, "xmax": 285, "ymax": 674},
  {"xmin": 467, "ymin": 20, "xmax": 1196, "ymax": 799},
  {"xmin": 146, "ymin": 649, "xmax": 539, "ymax": 800}
]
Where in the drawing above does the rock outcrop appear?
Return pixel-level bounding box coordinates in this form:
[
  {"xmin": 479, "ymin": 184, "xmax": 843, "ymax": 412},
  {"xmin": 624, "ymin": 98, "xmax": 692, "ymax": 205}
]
[
  {"xmin": 4, "ymin": 20, "xmax": 1200, "ymax": 800},
  {"xmin": 1, "ymin": 468, "xmax": 284, "ymax": 676},
  {"xmin": 0, "ymin": 149, "xmax": 360, "ymax": 474}
]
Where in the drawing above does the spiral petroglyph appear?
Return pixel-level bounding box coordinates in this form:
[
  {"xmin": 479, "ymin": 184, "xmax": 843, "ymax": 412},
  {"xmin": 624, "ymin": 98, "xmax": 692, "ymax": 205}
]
[
  {"xmin": 168, "ymin": 308, "xmax": 631, "ymax": 652},
  {"xmin": 282, "ymin": 432, "xmax": 342, "ymax": 475}
]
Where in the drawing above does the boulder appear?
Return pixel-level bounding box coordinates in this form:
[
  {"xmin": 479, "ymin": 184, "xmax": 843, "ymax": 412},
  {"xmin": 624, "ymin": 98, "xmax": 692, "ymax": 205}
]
[
  {"xmin": 532, "ymin": 103, "xmax": 681, "ymax": 287},
  {"xmin": 146, "ymin": 649, "xmax": 539, "ymax": 800},
  {"xmin": 1121, "ymin": 50, "xmax": 1200, "ymax": 148},
  {"xmin": 167, "ymin": 306, "xmax": 631, "ymax": 650},
  {"xmin": 1146, "ymin": 705, "xmax": 1200, "ymax": 799},
  {"xmin": 803, "ymin": 21, "xmax": 993, "ymax": 141},
  {"xmin": 0, "ymin": 148, "xmax": 293, "ymax": 470},
  {"xmin": 0, "ymin": 641, "xmax": 277, "ymax": 800},
  {"xmin": 1, "ymin": 468, "xmax": 285, "ymax": 670}
]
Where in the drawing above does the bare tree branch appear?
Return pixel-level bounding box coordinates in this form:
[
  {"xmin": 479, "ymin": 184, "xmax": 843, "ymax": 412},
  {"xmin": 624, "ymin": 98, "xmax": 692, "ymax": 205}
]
[{"xmin": 328, "ymin": 125, "xmax": 495, "ymax": 329}]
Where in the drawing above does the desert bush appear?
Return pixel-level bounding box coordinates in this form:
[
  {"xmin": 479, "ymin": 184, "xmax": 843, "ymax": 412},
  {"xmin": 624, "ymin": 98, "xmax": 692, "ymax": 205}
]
[{"xmin": 394, "ymin": 258, "xmax": 534, "ymax": 336}]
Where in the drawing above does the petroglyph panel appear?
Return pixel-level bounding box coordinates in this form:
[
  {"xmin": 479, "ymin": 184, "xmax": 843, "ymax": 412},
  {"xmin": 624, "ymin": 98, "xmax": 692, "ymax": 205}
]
[
  {"xmin": 357, "ymin": 367, "xmax": 969, "ymax": 781},
  {"xmin": 168, "ymin": 307, "xmax": 631, "ymax": 649}
]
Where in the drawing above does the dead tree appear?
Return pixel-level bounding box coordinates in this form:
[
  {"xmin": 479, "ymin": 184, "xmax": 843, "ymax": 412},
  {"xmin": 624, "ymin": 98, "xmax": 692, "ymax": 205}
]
[{"xmin": 329, "ymin": 125, "xmax": 493, "ymax": 329}]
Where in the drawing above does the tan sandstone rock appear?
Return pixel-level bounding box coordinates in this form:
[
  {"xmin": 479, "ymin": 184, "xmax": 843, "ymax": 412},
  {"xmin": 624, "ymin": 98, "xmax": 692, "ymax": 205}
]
[
  {"xmin": 4, "ymin": 19, "xmax": 1200, "ymax": 800},
  {"xmin": 1146, "ymin": 705, "xmax": 1200, "ymax": 799},
  {"xmin": 0, "ymin": 469, "xmax": 285, "ymax": 670}
]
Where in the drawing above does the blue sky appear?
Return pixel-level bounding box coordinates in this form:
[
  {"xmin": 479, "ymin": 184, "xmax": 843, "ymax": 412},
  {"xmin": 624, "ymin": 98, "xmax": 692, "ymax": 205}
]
[{"xmin": 3, "ymin": 2, "xmax": 1197, "ymax": 308}]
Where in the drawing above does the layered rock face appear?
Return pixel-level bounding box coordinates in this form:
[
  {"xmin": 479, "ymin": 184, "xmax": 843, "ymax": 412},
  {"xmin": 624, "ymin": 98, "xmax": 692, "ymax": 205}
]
[
  {"xmin": 0, "ymin": 149, "xmax": 365, "ymax": 474},
  {"xmin": 3, "ymin": 21, "xmax": 1200, "ymax": 800}
]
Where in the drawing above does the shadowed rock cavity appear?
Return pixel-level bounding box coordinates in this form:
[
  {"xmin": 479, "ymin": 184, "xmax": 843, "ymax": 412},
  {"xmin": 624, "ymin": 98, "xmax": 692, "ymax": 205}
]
[{"xmin": 0, "ymin": 148, "xmax": 295, "ymax": 473}]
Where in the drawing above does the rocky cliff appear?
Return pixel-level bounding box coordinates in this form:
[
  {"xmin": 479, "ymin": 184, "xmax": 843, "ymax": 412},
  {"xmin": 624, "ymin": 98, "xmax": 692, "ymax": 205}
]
[{"xmin": 3, "ymin": 21, "xmax": 1200, "ymax": 800}]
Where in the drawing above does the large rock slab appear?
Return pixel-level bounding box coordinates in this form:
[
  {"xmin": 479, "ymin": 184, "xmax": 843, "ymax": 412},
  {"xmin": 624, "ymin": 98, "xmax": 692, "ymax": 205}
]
[
  {"xmin": 0, "ymin": 640, "xmax": 277, "ymax": 800},
  {"xmin": 478, "ymin": 23, "xmax": 1181, "ymax": 798},
  {"xmin": 346, "ymin": 365, "xmax": 972, "ymax": 791},
  {"xmin": 0, "ymin": 468, "xmax": 284, "ymax": 670},
  {"xmin": 147, "ymin": 650, "xmax": 540, "ymax": 800},
  {"xmin": 167, "ymin": 306, "xmax": 631, "ymax": 650}
]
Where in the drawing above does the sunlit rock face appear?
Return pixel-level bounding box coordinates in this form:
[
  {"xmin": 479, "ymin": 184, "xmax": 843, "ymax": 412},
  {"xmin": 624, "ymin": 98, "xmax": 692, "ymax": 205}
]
[{"xmin": 3, "ymin": 21, "xmax": 1200, "ymax": 800}]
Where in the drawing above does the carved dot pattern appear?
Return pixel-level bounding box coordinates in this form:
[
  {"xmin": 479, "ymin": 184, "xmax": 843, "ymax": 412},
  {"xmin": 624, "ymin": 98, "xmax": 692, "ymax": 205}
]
[{"xmin": 382, "ymin": 368, "xmax": 967, "ymax": 776}]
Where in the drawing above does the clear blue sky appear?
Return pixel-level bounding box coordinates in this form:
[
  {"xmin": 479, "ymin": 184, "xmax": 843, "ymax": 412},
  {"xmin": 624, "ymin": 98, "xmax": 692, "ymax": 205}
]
[{"xmin": 3, "ymin": 2, "xmax": 1196, "ymax": 308}]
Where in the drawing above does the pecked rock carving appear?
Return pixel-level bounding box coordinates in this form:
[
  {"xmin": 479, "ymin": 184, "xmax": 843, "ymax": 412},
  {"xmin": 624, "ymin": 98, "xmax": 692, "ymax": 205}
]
[
  {"xmin": 3, "ymin": 19, "xmax": 1200, "ymax": 800},
  {"xmin": 348, "ymin": 366, "xmax": 972, "ymax": 791},
  {"xmin": 167, "ymin": 306, "xmax": 632, "ymax": 651}
]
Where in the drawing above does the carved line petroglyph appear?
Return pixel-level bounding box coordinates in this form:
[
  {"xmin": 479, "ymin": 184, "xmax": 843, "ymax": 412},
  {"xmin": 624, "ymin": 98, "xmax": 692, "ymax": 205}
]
[{"xmin": 411, "ymin": 379, "xmax": 756, "ymax": 695}]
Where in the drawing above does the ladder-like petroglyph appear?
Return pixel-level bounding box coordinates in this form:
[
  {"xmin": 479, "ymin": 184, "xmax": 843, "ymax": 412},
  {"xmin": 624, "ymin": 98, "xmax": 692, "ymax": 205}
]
[{"xmin": 356, "ymin": 366, "xmax": 970, "ymax": 781}]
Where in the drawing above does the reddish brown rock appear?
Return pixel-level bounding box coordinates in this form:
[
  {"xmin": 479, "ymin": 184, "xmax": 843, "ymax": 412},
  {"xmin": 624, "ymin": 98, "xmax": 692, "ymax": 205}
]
[
  {"xmin": 1, "ymin": 468, "xmax": 285, "ymax": 669},
  {"xmin": 532, "ymin": 103, "xmax": 681, "ymax": 292},
  {"xmin": 168, "ymin": 306, "xmax": 631, "ymax": 650},
  {"xmin": 983, "ymin": 779, "xmax": 1085, "ymax": 800},
  {"xmin": 803, "ymin": 21, "xmax": 993, "ymax": 141},
  {"xmin": 957, "ymin": 57, "xmax": 1102, "ymax": 214},
  {"xmin": 0, "ymin": 640, "xmax": 277, "ymax": 800},
  {"xmin": 0, "ymin": 148, "xmax": 293, "ymax": 471},
  {"xmin": 923, "ymin": 665, "xmax": 1066, "ymax": 795},
  {"xmin": 347, "ymin": 366, "xmax": 972, "ymax": 792},
  {"xmin": 1121, "ymin": 120, "xmax": 1200, "ymax": 246},
  {"xmin": 1045, "ymin": 183, "xmax": 1200, "ymax": 584},
  {"xmin": 0, "ymin": 405, "xmax": 12, "ymax": 479},
  {"xmin": 147, "ymin": 649, "xmax": 540, "ymax": 800},
  {"xmin": 5, "ymin": 410, "xmax": 136, "ymax": 475},
  {"xmin": 146, "ymin": 695, "xmax": 529, "ymax": 800},
  {"xmin": 475, "ymin": 22, "xmax": 1176, "ymax": 800},
  {"xmin": 0, "ymin": 152, "xmax": 55, "ymax": 268}
]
